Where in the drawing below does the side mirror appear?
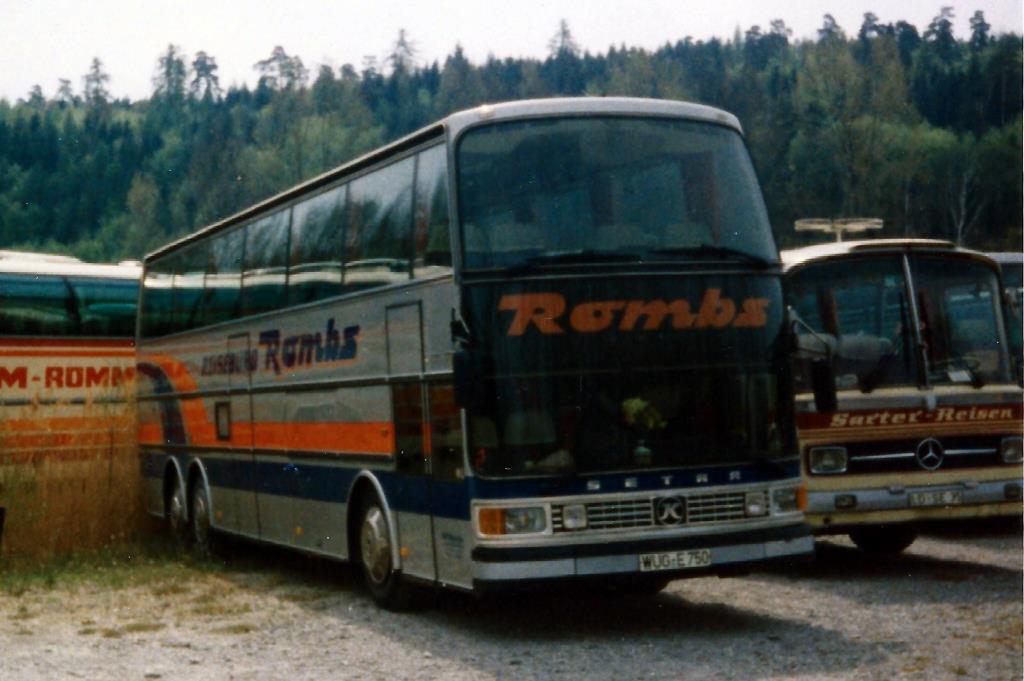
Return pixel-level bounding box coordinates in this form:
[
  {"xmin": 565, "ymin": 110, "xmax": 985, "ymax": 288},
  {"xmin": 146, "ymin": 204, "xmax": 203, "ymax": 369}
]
[{"xmin": 810, "ymin": 358, "xmax": 838, "ymax": 413}]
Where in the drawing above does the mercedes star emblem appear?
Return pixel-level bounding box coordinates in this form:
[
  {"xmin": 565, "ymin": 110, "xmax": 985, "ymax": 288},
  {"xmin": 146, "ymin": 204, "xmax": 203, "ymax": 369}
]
[{"xmin": 915, "ymin": 438, "xmax": 945, "ymax": 471}]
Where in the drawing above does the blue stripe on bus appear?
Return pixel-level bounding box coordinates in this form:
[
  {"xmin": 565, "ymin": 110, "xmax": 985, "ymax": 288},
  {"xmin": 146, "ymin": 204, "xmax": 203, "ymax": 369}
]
[{"xmin": 143, "ymin": 450, "xmax": 799, "ymax": 522}]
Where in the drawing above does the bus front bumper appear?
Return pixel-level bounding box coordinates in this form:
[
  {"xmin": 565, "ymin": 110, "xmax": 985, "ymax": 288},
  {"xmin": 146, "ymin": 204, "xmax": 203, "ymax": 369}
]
[
  {"xmin": 470, "ymin": 523, "xmax": 813, "ymax": 587},
  {"xmin": 806, "ymin": 477, "xmax": 1024, "ymax": 531}
]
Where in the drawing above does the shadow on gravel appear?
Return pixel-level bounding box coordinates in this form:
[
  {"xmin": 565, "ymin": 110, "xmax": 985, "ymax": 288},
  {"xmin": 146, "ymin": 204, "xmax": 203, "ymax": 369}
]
[
  {"xmin": 918, "ymin": 515, "xmax": 1023, "ymax": 546},
  {"xmin": 207, "ymin": 538, "xmax": 901, "ymax": 681},
  {"xmin": 756, "ymin": 538, "xmax": 1022, "ymax": 606}
]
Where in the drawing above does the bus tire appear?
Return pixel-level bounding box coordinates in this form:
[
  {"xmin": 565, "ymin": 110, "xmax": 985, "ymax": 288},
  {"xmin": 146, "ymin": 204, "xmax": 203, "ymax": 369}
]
[
  {"xmin": 166, "ymin": 480, "xmax": 189, "ymax": 544},
  {"xmin": 849, "ymin": 525, "xmax": 917, "ymax": 555},
  {"xmin": 189, "ymin": 482, "xmax": 218, "ymax": 559},
  {"xmin": 358, "ymin": 494, "xmax": 414, "ymax": 610}
]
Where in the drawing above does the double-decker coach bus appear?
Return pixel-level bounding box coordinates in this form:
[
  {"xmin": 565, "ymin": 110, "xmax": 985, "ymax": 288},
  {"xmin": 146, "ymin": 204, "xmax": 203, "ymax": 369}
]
[
  {"xmin": 784, "ymin": 239, "xmax": 1023, "ymax": 553},
  {"xmin": 0, "ymin": 251, "xmax": 140, "ymax": 559},
  {"xmin": 138, "ymin": 98, "xmax": 812, "ymax": 608}
]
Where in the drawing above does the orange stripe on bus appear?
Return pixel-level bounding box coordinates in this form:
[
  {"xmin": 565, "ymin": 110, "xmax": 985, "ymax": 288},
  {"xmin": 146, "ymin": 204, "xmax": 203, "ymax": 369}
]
[
  {"xmin": 139, "ymin": 353, "xmax": 202, "ymax": 394},
  {"xmin": 139, "ymin": 418, "xmax": 394, "ymax": 455},
  {"xmin": 2, "ymin": 415, "xmax": 134, "ymax": 432}
]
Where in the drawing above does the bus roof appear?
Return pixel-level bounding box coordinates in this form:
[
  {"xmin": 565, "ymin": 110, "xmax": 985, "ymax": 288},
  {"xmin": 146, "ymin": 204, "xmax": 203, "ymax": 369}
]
[
  {"xmin": 443, "ymin": 97, "xmax": 742, "ymax": 137},
  {"xmin": 779, "ymin": 238, "xmax": 999, "ymax": 272},
  {"xmin": 145, "ymin": 97, "xmax": 744, "ymax": 264},
  {"xmin": 989, "ymin": 251, "xmax": 1024, "ymax": 267},
  {"xmin": 0, "ymin": 251, "xmax": 141, "ymax": 279}
]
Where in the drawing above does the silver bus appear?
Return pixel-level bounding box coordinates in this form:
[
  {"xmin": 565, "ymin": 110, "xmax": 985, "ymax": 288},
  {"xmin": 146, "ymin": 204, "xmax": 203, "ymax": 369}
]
[{"xmin": 137, "ymin": 98, "xmax": 812, "ymax": 608}]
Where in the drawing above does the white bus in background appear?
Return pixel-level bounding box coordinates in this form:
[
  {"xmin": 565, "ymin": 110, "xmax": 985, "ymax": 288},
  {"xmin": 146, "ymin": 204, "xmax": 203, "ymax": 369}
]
[
  {"xmin": 784, "ymin": 239, "xmax": 1023, "ymax": 554},
  {"xmin": 137, "ymin": 98, "xmax": 813, "ymax": 609},
  {"xmin": 0, "ymin": 251, "xmax": 140, "ymax": 559}
]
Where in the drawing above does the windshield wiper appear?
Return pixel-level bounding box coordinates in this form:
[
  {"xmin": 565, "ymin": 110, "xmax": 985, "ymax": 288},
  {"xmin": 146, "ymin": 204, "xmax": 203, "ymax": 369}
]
[
  {"xmin": 504, "ymin": 249, "xmax": 644, "ymax": 274},
  {"xmin": 647, "ymin": 244, "xmax": 774, "ymax": 268}
]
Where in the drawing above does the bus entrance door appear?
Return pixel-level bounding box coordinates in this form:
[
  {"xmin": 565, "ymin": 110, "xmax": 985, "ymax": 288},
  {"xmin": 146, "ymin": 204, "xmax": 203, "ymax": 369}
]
[
  {"xmin": 387, "ymin": 302, "xmax": 437, "ymax": 581},
  {"xmin": 226, "ymin": 333, "xmax": 261, "ymax": 538}
]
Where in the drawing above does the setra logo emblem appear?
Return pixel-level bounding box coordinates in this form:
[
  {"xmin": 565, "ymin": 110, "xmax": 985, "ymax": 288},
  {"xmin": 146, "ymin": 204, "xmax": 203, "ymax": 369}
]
[
  {"xmin": 915, "ymin": 438, "xmax": 945, "ymax": 471},
  {"xmin": 655, "ymin": 496, "xmax": 686, "ymax": 526}
]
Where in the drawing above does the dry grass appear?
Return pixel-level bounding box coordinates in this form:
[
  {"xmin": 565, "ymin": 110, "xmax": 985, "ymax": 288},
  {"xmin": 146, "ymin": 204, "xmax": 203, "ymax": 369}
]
[
  {"xmin": 0, "ymin": 396, "xmax": 147, "ymax": 562},
  {"xmin": 211, "ymin": 622, "xmax": 255, "ymax": 635}
]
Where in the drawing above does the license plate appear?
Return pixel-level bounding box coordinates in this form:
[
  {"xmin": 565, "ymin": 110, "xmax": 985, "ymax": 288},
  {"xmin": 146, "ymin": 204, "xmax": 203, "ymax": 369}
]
[
  {"xmin": 639, "ymin": 549, "xmax": 712, "ymax": 572},
  {"xmin": 908, "ymin": 490, "xmax": 963, "ymax": 508}
]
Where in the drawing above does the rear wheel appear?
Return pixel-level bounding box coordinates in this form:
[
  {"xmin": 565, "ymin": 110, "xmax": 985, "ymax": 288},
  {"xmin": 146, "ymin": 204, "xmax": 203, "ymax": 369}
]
[
  {"xmin": 189, "ymin": 483, "xmax": 218, "ymax": 559},
  {"xmin": 358, "ymin": 495, "xmax": 414, "ymax": 610},
  {"xmin": 849, "ymin": 525, "xmax": 917, "ymax": 555}
]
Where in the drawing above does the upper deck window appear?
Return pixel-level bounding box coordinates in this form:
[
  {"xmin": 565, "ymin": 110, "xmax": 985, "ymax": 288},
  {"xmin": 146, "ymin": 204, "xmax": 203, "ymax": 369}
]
[{"xmin": 456, "ymin": 116, "xmax": 775, "ymax": 271}]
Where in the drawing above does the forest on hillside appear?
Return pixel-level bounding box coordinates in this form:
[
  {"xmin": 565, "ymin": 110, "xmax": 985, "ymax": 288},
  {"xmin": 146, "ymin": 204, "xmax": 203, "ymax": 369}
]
[{"xmin": 0, "ymin": 9, "xmax": 1020, "ymax": 261}]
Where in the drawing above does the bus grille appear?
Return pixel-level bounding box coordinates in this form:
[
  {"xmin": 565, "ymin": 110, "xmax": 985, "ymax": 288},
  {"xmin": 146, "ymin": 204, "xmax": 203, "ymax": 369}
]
[
  {"xmin": 550, "ymin": 491, "xmax": 749, "ymax": 533},
  {"xmin": 685, "ymin": 492, "xmax": 748, "ymax": 523}
]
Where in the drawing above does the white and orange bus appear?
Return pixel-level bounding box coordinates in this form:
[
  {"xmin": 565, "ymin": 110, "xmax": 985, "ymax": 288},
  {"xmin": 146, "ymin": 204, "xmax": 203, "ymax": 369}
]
[
  {"xmin": 0, "ymin": 251, "xmax": 140, "ymax": 560},
  {"xmin": 784, "ymin": 239, "xmax": 1023, "ymax": 553}
]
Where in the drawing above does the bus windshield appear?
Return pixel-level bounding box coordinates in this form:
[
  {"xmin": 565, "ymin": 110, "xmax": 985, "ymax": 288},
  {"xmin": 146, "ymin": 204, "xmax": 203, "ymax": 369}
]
[
  {"xmin": 456, "ymin": 116, "xmax": 776, "ymax": 270},
  {"xmin": 788, "ymin": 254, "xmax": 1009, "ymax": 392},
  {"xmin": 912, "ymin": 255, "xmax": 1009, "ymax": 386}
]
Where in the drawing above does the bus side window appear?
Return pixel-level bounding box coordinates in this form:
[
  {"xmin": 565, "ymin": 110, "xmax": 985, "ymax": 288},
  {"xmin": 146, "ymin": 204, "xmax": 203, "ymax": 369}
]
[
  {"xmin": 70, "ymin": 276, "xmax": 138, "ymax": 337},
  {"xmin": 0, "ymin": 273, "xmax": 75, "ymax": 336},
  {"xmin": 173, "ymin": 242, "xmax": 207, "ymax": 332},
  {"xmin": 413, "ymin": 146, "xmax": 451, "ymax": 275},
  {"xmin": 392, "ymin": 382, "xmax": 425, "ymax": 475},
  {"xmin": 345, "ymin": 157, "xmax": 414, "ymax": 293},
  {"xmin": 142, "ymin": 259, "xmax": 174, "ymax": 338},
  {"xmin": 203, "ymin": 227, "xmax": 244, "ymax": 326},
  {"xmin": 429, "ymin": 383, "xmax": 464, "ymax": 481},
  {"xmin": 242, "ymin": 210, "xmax": 290, "ymax": 317},
  {"xmin": 288, "ymin": 184, "xmax": 345, "ymax": 306}
]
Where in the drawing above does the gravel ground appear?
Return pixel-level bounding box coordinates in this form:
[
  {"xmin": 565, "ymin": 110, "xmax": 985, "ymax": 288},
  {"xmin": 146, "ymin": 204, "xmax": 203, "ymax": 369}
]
[{"xmin": 1, "ymin": 520, "xmax": 1020, "ymax": 681}]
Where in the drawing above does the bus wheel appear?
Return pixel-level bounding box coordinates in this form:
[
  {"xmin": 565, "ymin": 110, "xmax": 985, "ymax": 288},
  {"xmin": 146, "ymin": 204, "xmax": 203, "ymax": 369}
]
[
  {"xmin": 167, "ymin": 483, "xmax": 189, "ymax": 543},
  {"xmin": 189, "ymin": 484, "xmax": 218, "ymax": 559},
  {"xmin": 358, "ymin": 496, "xmax": 413, "ymax": 610},
  {"xmin": 849, "ymin": 525, "xmax": 917, "ymax": 555}
]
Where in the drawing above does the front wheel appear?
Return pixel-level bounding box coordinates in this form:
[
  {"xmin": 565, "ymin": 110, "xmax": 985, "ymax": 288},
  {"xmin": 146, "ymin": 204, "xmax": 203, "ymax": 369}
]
[
  {"xmin": 167, "ymin": 481, "xmax": 189, "ymax": 544},
  {"xmin": 849, "ymin": 525, "xmax": 917, "ymax": 555},
  {"xmin": 358, "ymin": 496, "xmax": 414, "ymax": 610}
]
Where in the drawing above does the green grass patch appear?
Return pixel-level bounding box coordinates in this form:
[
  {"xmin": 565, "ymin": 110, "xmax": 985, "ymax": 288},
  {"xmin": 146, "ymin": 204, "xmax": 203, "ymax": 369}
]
[{"xmin": 0, "ymin": 536, "xmax": 198, "ymax": 595}]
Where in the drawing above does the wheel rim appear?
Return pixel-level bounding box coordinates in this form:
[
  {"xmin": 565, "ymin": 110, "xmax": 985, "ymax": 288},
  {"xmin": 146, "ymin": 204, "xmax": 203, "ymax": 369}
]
[
  {"xmin": 360, "ymin": 506, "xmax": 391, "ymax": 585},
  {"xmin": 192, "ymin": 489, "xmax": 210, "ymax": 549},
  {"xmin": 169, "ymin": 486, "xmax": 186, "ymax": 534}
]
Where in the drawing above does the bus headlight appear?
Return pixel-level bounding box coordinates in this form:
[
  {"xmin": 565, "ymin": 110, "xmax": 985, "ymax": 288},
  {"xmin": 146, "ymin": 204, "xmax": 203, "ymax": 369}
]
[
  {"xmin": 744, "ymin": 491, "xmax": 768, "ymax": 517},
  {"xmin": 1000, "ymin": 436, "xmax": 1023, "ymax": 464},
  {"xmin": 772, "ymin": 486, "xmax": 805, "ymax": 513},
  {"xmin": 809, "ymin": 446, "xmax": 847, "ymax": 474},
  {"xmin": 561, "ymin": 504, "xmax": 588, "ymax": 530},
  {"xmin": 478, "ymin": 506, "xmax": 548, "ymax": 536}
]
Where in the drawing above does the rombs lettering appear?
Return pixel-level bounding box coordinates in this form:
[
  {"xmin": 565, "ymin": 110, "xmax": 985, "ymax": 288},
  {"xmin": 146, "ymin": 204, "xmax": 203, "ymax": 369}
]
[
  {"xmin": 200, "ymin": 319, "xmax": 360, "ymax": 377},
  {"xmin": 499, "ymin": 290, "xmax": 770, "ymax": 336}
]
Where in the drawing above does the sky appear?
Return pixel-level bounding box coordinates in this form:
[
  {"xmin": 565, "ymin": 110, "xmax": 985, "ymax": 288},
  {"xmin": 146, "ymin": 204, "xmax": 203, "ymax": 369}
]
[{"xmin": 2, "ymin": 0, "xmax": 1021, "ymax": 103}]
